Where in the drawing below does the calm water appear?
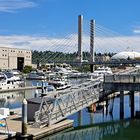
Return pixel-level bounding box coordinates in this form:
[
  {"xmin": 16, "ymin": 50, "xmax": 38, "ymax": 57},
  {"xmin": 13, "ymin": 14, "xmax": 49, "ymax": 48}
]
[
  {"xmin": 0, "ymin": 78, "xmax": 87, "ymax": 109},
  {"xmin": 0, "ymin": 79, "xmax": 140, "ymax": 140},
  {"xmin": 40, "ymin": 94, "xmax": 140, "ymax": 140}
]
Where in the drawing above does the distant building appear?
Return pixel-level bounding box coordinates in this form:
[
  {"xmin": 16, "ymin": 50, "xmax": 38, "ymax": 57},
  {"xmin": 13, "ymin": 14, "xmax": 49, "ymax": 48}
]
[
  {"xmin": 95, "ymin": 55, "xmax": 111, "ymax": 62},
  {"xmin": 41, "ymin": 63, "xmax": 71, "ymax": 71},
  {"xmin": 111, "ymin": 51, "xmax": 140, "ymax": 60},
  {"xmin": 0, "ymin": 47, "xmax": 32, "ymax": 71}
]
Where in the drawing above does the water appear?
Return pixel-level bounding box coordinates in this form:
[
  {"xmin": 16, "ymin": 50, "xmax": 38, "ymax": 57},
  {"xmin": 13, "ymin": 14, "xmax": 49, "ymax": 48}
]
[
  {"xmin": 1, "ymin": 78, "xmax": 140, "ymax": 139},
  {"xmin": 41, "ymin": 119, "xmax": 140, "ymax": 140},
  {"xmin": 0, "ymin": 78, "xmax": 87, "ymax": 109},
  {"xmin": 0, "ymin": 80, "xmax": 45, "ymax": 109},
  {"xmin": 40, "ymin": 94, "xmax": 140, "ymax": 140}
]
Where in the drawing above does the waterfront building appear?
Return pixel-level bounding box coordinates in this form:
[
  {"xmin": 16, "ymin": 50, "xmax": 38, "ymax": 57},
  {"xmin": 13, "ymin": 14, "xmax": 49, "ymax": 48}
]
[
  {"xmin": 41, "ymin": 63, "xmax": 71, "ymax": 71},
  {"xmin": 0, "ymin": 47, "xmax": 32, "ymax": 71},
  {"xmin": 95, "ymin": 55, "xmax": 111, "ymax": 62}
]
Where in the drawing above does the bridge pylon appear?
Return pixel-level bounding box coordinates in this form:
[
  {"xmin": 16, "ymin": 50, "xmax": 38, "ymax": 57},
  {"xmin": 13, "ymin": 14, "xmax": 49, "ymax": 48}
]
[
  {"xmin": 90, "ymin": 19, "xmax": 95, "ymax": 72},
  {"xmin": 77, "ymin": 15, "xmax": 83, "ymax": 64}
]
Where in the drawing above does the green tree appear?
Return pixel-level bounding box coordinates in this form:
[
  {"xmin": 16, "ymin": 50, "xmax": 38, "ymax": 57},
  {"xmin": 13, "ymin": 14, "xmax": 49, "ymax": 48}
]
[{"xmin": 22, "ymin": 65, "xmax": 32, "ymax": 73}]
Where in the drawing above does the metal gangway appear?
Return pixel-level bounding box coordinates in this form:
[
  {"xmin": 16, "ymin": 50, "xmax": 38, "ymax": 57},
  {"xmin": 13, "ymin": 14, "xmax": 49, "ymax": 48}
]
[{"xmin": 34, "ymin": 80, "xmax": 103, "ymax": 127}]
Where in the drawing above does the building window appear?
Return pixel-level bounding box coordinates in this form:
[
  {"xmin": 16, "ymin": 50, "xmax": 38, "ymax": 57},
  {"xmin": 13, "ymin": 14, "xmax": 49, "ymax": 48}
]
[
  {"xmin": 2, "ymin": 50, "xmax": 4, "ymax": 51},
  {"xmin": 2, "ymin": 54, "xmax": 4, "ymax": 56}
]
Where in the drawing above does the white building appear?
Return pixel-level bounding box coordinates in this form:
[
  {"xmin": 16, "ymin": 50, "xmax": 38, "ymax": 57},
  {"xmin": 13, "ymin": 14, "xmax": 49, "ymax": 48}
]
[
  {"xmin": 112, "ymin": 51, "xmax": 140, "ymax": 60},
  {"xmin": 0, "ymin": 47, "xmax": 32, "ymax": 70}
]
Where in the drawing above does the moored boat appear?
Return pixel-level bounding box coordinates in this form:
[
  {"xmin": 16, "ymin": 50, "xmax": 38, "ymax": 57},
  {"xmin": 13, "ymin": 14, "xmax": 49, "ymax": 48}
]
[
  {"xmin": 0, "ymin": 72, "xmax": 20, "ymax": 90},
  {"xmin": 26, "ymin": 70, "xmax": 47, "ymax": 80},
  {"xmin": 48, "ymin": 77, "xmax": 71, "ymax": 90}
]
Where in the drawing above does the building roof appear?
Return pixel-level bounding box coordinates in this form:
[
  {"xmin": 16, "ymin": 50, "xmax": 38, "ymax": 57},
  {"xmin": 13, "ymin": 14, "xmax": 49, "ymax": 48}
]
[{"xmin": 111, "ymin": 51, "xmax": 140, "ymax": 60}]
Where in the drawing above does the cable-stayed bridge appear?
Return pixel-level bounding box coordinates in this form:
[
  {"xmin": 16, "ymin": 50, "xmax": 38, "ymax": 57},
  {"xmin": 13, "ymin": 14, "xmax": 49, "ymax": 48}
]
[{"xmin": 32, "ymin": 15, "xmax": 140, "ymax": 67}]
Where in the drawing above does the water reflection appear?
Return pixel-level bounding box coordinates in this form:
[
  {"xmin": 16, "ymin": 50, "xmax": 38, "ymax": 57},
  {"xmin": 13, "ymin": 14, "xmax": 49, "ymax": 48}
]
[
  {"xmin": 41, "ymin": 119, "xmax": 140, "ymax": 140},
  {"xmin": 0, "ymin": 80, "xmax": 45, "ymax": 109},
  {"xmin": 0, "ymin": 78, "xmax": 87, "ymax": 109}
]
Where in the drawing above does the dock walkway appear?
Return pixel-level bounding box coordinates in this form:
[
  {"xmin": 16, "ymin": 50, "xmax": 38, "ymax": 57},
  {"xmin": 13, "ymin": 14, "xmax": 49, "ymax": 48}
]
[{"xmin": 0, "ymin": 108, "xmax": 73, "ymax": 140}]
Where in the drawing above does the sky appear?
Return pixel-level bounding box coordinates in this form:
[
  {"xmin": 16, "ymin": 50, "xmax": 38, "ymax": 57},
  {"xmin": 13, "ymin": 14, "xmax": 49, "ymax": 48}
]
[{"xmin": 0, "ymin": 0, "xmax": 140, "ymax": 53}]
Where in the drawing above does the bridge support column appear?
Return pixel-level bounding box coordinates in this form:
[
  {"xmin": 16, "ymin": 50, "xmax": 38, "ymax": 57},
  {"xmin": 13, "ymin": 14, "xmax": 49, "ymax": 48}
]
[
  {"xmin": 78, "ymin": 110, "xmax": 82, "ymax": 126},
  {"xmin": 120, "ymin": 91, "xmax": 124, "ymax": 119},
  {"xmin": 90, "ymin": 64, "xmax": 94, "ymax": 73},
  {"xmin": 130, "ymin": 91, "xmax": 135, "ymax": 118},
  {"xmin": 77, "ymin": 15, "xmax": 83, "ymax": 63},
  {"xmin": 105, "ymin": 99, "xmax": 108, "ymax": 116},
  {"xmin": 90, "ymin": 19, "xmax": 95, "ymax": 72}
]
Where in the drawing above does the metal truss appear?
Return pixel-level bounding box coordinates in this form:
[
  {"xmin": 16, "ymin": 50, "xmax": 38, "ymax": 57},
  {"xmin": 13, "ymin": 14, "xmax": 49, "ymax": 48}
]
[{"xmin": 34, "ymin": 81, "xmax": 102, "ymax": 127}]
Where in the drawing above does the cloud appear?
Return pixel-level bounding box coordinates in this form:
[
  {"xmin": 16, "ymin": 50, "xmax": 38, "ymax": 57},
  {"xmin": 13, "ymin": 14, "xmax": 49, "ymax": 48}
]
[
  {"xmin": 0, "ymin": 0, "xmax": 37, "ymax": 12},
  {"xmin": 133, "ymin": 29, "xmax": 140, "ymax": 34},
  {"xmin": 0, "ymin": 34, "xmax": 140, "ymax": 53},
  {"xmin": 132, "ymin": 24, "xmax": 140, "ymax": 34}
]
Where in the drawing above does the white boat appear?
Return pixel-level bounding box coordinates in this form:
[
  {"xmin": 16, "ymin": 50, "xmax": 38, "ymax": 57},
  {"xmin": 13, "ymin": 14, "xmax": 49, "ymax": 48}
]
[
  {"xmin": 48, "ymin": 77, "xmax": 71, "ymax": 90},
  {"xmin": 3, "ymin": 71, "xmax": 24, "ymax": 87},
  {"xmin": 89, "ymin": 67, "xmax": 113, "ymax": 81},
  {"xmin": 26, "ymin": 70, "xmax": 47, "ymax": 80},
  {"xmin": 0, "ymin": 72, "xmax": 20, "ymax": 90}
]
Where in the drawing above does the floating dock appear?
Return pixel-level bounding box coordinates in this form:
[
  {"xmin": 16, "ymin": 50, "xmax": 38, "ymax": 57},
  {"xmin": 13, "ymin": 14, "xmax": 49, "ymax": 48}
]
[{"xmin": 0, "ymin": 108, "xmax": 74, "ymax": 140}]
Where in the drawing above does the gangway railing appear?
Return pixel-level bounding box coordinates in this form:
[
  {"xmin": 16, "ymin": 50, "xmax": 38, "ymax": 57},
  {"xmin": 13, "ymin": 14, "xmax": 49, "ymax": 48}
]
[{"xmin": 34, "ymin": 80, "xmax": 102, "ymax": 127}]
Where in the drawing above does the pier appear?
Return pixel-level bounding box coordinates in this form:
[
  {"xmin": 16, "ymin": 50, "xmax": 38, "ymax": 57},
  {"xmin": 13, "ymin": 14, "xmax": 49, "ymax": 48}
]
[
  {"xmin": 104, "ymin": 72, "xmax": 140, "ymax": 119},
  {"xmin": 0, "ymin": 107, "xmax": 73, "ymax": 139},
  {"xmin": 0, "ymin": 68, "xmax": 140, "ymax": 139}
]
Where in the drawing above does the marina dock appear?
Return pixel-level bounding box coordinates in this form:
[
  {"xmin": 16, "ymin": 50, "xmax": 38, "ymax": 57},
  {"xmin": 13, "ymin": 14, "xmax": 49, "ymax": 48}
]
[{"xmin": 0, "ymin": 108, "xmax": 73, "ymax": 139}]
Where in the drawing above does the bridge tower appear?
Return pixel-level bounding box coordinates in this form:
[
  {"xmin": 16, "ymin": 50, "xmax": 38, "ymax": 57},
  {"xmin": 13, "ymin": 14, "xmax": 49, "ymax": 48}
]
[
  {"xmin": 77, "ymin": 15, "xmax": 83, "ymax": 63},
  {"xmin": 90, "ymin": 19, "xmax": 95, "ymax": 72}
]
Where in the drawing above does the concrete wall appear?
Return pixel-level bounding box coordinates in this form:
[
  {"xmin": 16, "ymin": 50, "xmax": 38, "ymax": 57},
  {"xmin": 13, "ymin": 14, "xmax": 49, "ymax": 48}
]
[
  {"xmin": 9, "ymin": 57, "xmax": 17, "ymax": 69},
  {"xmin": 0, "ymin": 47, "xmax": 32, "ymax": 70},
  {"xmin": 0, "ymin": 59, "xmax": 8, "ymax": 69}
]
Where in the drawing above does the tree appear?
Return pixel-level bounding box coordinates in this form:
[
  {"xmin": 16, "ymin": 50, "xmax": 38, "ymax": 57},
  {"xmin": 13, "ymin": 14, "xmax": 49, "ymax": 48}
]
[{"xmin": 22, "ymin": 65, "xmax": 32, "ymax": 73}]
